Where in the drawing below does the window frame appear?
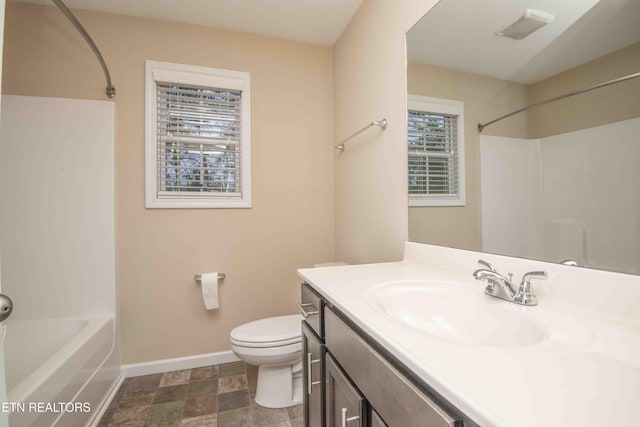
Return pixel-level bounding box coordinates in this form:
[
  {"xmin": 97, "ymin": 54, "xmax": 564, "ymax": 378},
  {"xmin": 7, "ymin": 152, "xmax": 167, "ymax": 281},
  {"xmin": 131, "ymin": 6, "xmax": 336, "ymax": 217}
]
[
  {"xmin": 145, "ymin": 60, "xmax": 252, "ymax": 209},
  {"xmin": 407, "ymin": 94, "xmax": 466, "ymax": 207}
]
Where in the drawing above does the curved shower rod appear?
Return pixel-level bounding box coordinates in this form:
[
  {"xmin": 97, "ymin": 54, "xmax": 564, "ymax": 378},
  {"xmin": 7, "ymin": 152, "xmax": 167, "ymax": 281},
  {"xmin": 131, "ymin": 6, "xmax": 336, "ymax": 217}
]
[
  {"xmin": 51, "ymin": 0, "xmax": 116, "ymax": 99},
  {"xmin": 477, "ymin": 71, "xmax": 640, "ymax": 133}
]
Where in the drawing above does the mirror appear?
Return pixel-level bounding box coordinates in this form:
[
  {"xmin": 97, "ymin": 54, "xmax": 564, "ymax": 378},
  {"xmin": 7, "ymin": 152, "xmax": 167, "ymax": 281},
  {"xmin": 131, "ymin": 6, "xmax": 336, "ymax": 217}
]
[{"xmin": 406, "ymin": 0, "xmax": 640, "ymax": 275}]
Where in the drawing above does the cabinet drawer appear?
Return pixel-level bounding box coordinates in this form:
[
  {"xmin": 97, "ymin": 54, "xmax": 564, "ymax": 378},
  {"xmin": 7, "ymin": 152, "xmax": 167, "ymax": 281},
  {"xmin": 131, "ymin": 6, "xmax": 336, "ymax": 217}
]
[
  {"xmin": 325, "ymin": 308, "xmax": 460, "ymax": 427},
  {"xmin": 300, "ymin": 283, "xmax": 323, "ymax": 338}
]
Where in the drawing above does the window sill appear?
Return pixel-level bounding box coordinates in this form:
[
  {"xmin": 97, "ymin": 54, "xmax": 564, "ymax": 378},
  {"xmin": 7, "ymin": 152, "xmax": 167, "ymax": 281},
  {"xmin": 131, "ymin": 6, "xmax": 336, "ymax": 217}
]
[
  {"xmin": 409, "ymin": 197, "xmax": 465, "ymax": 207},
  {"xmin": 145, "ymin": 197, "xmax": 252, "ymax": 209}
]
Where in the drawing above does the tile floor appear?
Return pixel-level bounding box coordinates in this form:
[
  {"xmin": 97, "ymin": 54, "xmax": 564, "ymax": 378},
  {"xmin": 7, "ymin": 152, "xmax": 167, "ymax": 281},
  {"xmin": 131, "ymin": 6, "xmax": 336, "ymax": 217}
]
[{"xmin": 98, "ymin": 361, "xmax": 303, "ymax": 427}]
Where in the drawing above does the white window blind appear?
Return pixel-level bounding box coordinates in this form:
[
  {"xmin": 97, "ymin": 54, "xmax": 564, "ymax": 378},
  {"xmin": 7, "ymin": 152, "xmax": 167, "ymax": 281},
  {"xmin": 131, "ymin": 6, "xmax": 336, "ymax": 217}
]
[
  {"xmin": 145, "ymin": 61, "xmax": 251, "ymax": 209},
  {"xmin": 156, "ymin": 82, "xmax": 242, "ymax": 198},
  {"xmin": 407, "ymin": 95, "xmax": 465, "ymax": 207},
  {"xmin": 408, "ymin": 110, "xmax": 458, "ymax": 195}
]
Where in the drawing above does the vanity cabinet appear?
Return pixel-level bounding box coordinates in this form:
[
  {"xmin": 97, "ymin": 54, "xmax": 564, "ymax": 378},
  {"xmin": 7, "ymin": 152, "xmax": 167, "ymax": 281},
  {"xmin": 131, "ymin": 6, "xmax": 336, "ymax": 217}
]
[{"xmin": 301, "ymin": 282, "xmax": 465, "ymax": 427}]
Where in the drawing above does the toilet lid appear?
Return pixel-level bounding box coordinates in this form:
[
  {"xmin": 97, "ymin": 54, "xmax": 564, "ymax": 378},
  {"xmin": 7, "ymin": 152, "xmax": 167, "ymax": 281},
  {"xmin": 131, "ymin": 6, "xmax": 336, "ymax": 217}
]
[{"xmin": 230, "ymin": 314, "xmax": 302, "ymax": 348}]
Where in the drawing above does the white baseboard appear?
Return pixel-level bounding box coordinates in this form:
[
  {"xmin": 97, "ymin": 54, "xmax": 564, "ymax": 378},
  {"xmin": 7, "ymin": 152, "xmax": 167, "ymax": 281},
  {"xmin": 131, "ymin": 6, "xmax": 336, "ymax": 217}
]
[{"xmin": 121, "ymin": 350, "xmax": 241, "ymax": 378}]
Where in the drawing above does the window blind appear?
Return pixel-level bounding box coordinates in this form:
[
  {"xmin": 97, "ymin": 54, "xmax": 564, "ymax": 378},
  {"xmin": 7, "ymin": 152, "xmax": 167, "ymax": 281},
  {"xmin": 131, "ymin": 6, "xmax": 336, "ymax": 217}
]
[
  {"xmin": 408, "ymin": 110, "xmax": 459, "ymax": 196},
  {"xmin": 156, "ymin": 81, "xmax": 243, "ymax": 198}
]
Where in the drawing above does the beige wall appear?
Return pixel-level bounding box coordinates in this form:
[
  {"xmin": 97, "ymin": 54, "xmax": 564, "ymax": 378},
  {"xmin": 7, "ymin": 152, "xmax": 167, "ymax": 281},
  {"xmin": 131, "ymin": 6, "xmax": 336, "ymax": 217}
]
[
  {"xmin": 333, "ymin": 0, "xmax": 443, "ymax": 263},
  {"xmin": 529, "ymin": 42, "xmax": 640, "ymax": 138},
  {"xmin": 2, "ymin": 1, "xmax": 334, "ymax": 364},
  {"xmin": 407, "ymin": 62, "xmax": 529, "ymax": 249}
]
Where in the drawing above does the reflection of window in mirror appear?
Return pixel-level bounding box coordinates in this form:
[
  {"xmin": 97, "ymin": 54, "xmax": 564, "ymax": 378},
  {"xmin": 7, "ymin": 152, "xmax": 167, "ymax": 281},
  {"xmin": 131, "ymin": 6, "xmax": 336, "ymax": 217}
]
[{"xmin": 407, "ymin": 95, "xmax": 465, "ymax": 207}]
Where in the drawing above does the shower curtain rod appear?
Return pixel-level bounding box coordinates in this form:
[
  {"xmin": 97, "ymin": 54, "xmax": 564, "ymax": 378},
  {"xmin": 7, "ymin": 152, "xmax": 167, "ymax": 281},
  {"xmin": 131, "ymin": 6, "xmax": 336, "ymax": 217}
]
[
  {"xmin": 477, "ymin": 71, "xmax": 640, "ymax": 133},
  {"xmin": 51, "ymin": 0, "xmax": 116, "ymax": 99}
]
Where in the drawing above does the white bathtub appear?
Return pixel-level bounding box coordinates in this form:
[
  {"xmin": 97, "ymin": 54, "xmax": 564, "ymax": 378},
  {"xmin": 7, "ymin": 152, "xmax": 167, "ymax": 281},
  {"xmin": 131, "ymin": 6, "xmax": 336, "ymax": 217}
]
[{"xmin": 4, "ymin": 316, "xmax": 119, "ymax": 426}]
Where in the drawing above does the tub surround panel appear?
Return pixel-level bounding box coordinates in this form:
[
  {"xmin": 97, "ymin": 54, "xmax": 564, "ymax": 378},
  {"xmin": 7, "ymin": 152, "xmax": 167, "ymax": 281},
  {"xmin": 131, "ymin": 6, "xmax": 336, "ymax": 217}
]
[
  {"xmin": 299, "ymin": 242, "xmax": 640, "ymax": 426},
  {"xmin": 2, "ymin": 1, "xmax": 335, "ymax": 364},
  {"xmin": 0, "ymin": 95, "xmax": 116, "ymax": 321},
  {"xmin": 0, "ymin": 94, "xmax": 120, "ymax": 423}
]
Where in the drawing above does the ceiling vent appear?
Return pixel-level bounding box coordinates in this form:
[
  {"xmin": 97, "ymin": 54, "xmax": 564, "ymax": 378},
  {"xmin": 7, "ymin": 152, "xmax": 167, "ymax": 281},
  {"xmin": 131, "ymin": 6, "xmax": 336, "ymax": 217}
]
[{"xmin": 495, "ymin": 9, "xmax": 554, "ymax": 40}]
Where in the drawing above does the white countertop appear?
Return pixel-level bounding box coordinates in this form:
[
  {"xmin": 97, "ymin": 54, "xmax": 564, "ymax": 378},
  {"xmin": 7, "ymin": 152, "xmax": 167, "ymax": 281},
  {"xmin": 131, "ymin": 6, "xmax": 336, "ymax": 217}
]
[{"xmin": 298, "ymin": 244, "xmax": 640, "ymax": 427}]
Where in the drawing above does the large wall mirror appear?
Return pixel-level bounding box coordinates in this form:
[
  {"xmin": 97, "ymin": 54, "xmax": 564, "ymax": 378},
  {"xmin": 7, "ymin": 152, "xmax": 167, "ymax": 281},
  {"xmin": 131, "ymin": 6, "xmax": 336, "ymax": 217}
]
[{"xmin": 406, "ymin": 0, "xmax": 640, "ymax": 275}]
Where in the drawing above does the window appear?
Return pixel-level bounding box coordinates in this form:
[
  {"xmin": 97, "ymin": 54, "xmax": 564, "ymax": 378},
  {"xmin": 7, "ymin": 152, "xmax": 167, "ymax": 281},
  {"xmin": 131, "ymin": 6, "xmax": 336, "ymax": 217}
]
[
  {"xmin": 407, "ymin": 95, "xmax": 465, "ymax": 207},
  {"xmin": 145, "ymin": 61, "xmax": 251, "ymax": 208}
]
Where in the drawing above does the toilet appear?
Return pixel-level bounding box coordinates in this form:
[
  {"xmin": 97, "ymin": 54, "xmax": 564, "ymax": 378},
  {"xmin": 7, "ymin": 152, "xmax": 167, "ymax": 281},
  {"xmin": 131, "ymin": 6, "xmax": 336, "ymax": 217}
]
[
  {"xmin": 230, "ymin": 262, "xmax": 348, "ymax": 408},
  {"xmin": 230, "ymin": 314, "xmax": 303, "ymax": 408}
]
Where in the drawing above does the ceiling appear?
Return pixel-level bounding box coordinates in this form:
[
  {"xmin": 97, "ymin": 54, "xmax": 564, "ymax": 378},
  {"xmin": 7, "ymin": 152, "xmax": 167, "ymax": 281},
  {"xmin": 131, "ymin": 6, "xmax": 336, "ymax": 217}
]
[
  {"xmin": 407, "ymin": 0, "xmax": 640, "ymax": 84},
  {"xmin": 13, "ymin": 0, "xmax": 364, "ymax": 46}
]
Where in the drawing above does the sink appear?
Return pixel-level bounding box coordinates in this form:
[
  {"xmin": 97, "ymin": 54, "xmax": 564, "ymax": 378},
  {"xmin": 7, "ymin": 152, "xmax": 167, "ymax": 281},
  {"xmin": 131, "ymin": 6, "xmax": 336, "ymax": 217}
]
[{"xmin": 366, "ymin": 280, "xmax": 549, "ymax": 348}]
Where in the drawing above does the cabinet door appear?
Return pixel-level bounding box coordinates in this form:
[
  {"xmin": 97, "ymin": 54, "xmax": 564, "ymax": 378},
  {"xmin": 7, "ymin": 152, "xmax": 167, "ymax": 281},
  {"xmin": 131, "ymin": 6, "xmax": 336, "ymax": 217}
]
[
  {"xmin": 325, "ymin": 353, "xmax": 365, "ymax": 427},
  {"xmin": 303, "ymin": 321, "xmax": 324, "ymax": 427},
  {"xmin": 371, "ymin": 409, "xmax": 388, "ymax": 427}
]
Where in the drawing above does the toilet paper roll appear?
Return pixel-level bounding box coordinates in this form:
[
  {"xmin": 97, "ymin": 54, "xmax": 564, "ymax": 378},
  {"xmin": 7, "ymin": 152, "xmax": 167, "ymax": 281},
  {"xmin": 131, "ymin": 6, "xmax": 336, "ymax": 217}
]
[{"xmin": 200, "ymin": 272, "xmax": 220, "ymax": 310}]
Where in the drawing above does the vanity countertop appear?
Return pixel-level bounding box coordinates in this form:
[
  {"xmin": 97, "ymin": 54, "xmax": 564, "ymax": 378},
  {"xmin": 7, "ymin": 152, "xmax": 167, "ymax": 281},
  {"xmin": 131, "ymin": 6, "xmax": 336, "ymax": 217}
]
[{"xmin": 298, "ymin": 244, "xmax": 640, "ymax": 427}]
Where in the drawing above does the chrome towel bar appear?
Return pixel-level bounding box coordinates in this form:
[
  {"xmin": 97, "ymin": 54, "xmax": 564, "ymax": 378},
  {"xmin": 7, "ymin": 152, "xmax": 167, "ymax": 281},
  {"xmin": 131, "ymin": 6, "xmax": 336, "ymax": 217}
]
[
  {"xmin": 194, "ymin": 273, "xmax": 226, "ymax": 284},
  {"xmin": 335, "ymin": 118, "xmax": 387, "ymax": 151}
]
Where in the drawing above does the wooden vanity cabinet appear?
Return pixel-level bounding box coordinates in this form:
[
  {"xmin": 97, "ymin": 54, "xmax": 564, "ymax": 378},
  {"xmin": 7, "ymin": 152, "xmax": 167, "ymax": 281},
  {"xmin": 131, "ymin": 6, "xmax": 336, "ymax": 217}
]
[
  {"xmin": 324, "ymin": 308, "xmax": 459, "ymax": 427},
  {"xmin": 301, "ymin": 282, "xmax": 464, "ymax": 427}
]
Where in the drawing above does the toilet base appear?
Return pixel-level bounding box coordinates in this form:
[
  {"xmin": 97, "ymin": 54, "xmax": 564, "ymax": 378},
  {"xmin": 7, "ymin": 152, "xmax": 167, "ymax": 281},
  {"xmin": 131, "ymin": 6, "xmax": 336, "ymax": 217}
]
[{"xmin": 254, "ymin": 364, "xmax": 303, "ymax": 408}]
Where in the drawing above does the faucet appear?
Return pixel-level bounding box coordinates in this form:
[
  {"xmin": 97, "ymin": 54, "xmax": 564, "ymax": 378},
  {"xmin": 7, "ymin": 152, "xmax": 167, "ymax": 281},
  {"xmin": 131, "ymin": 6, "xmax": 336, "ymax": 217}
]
[{"xmin": 473, "ymin": 260, "xmax": 547, "ymax": 306}]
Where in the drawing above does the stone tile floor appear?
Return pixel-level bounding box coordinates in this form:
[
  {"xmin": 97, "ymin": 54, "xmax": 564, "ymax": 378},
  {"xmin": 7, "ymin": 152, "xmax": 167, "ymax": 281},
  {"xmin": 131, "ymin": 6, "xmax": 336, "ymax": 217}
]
[{"xmin": 98, "ymin": 361, "xmax": 303, "ymax": 427}]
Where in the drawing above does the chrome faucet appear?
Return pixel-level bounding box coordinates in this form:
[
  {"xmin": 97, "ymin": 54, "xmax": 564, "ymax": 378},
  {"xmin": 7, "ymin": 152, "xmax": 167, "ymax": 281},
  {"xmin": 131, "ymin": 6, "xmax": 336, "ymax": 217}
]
[{"xmin": 473, "ymin": 260, "xmax": 547, "ymax": 306}]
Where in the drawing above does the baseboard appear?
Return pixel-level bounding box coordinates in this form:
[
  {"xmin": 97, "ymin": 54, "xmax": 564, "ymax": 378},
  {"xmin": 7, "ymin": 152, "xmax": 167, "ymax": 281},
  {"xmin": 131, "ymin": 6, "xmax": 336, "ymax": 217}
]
[{"xmin": 121, "ymin": 350, "xmax": 241, "ymax": 378}]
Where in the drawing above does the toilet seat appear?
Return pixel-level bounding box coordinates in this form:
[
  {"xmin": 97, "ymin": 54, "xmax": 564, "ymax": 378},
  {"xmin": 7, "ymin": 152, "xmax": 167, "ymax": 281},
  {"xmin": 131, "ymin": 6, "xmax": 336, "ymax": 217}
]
[
  {"xmin": 230, "ymin": 314, "xmax": 302, "ymax": 348},
  {"xmin": 231, "ymin": 336, "xmax": 300, "ymax": 348}
]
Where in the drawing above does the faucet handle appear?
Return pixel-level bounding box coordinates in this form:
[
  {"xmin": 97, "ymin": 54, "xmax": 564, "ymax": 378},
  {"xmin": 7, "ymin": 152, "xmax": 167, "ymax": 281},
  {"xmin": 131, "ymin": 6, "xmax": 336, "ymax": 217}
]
[
  {"xmin": 477, "ymin": 259, "xmax": 496, "ymax": 272},
  {"xmin": 515, "ymin": 271, "xmax": 547, "ymax": 306},
  {"xmin": 522, "ymin": 271, "xmax": 547, "ymax": 284}
]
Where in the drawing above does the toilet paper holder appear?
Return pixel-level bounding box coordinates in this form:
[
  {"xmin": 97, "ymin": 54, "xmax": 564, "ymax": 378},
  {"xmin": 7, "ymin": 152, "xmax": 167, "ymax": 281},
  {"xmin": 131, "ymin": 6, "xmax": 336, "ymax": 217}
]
[{"xmin": 194, "ymin": 273, "xmax": 226, "ymax": 284}]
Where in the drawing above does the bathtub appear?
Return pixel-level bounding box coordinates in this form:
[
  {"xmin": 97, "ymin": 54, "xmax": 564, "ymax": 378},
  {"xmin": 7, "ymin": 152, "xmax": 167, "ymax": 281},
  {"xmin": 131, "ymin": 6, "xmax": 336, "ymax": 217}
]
[{"xmin": 4, "ymin": 316, "xmax": 120, "ymax": 426}]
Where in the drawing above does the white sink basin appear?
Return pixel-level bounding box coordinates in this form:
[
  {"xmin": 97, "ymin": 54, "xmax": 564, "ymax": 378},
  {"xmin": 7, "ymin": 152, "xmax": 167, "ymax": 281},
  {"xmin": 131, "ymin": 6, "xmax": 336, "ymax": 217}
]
[{"xmin": 366, "ymin": 280, "xmax": 550, "ymax": 348}]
